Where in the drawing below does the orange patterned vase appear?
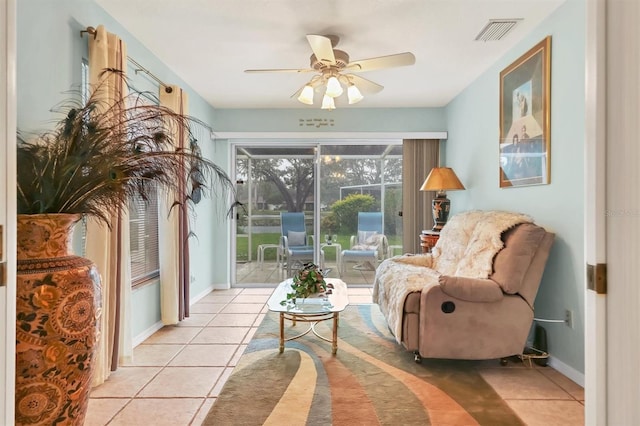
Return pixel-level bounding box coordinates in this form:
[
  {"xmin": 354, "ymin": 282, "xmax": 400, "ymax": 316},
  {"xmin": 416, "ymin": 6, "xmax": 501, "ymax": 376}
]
[{"xmin": 15, "ymin": 214, "xmax": 102, "ymax": 426}]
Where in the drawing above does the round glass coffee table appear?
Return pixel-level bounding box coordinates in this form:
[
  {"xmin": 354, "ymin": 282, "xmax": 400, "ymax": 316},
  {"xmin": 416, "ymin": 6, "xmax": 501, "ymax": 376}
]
[{"xmin": 267, "ymin": 278, "xmax": 349, "ymax": 355}]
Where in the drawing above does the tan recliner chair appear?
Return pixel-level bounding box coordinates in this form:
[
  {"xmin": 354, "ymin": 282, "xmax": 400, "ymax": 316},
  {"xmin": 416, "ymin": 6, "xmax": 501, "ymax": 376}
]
[{"xmin": 374, "ymin": 212, "xmax": 554, "ymax": 362}]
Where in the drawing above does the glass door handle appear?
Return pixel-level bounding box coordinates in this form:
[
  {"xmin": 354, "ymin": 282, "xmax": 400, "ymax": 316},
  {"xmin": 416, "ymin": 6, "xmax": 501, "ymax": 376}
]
[
  {"xmin": 0, "ymin": 225, "xmax": 4, "ymax": 286},
  {"xmin": 0, "ymin": 262, "xmax": 5, "ymax": 287}
]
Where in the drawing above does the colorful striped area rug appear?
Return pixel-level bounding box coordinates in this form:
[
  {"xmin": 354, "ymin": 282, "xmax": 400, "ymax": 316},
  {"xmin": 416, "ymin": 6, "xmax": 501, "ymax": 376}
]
[{"xmin": 204, "ymin": 304, "xmax": 523, "ymax": 426}]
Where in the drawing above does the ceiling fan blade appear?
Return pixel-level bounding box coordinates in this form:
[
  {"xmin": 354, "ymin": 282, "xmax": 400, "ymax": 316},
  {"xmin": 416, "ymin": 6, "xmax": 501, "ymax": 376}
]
[
  {"xmin": 244, "ymin": 68, "xmax": 315, "ymax": 73},
  {"xmin": 346, "ymin": 52, "xmax": 416, "ymax": 72},
  {"xmin": 306, "ymin": 34, "xmax": 336, "ymax": 65},
  {"xmin": 345, "ymin": 74, "xmax": 384, "ymax": 93},
  {"xmin": 291, "ymin": 85, "xmax": 305, "ymax": 99}
]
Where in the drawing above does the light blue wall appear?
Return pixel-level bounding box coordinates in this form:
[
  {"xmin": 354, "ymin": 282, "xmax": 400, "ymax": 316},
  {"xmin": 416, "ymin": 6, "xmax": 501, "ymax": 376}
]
[
  {"xmin": 17, "ymin": 0, "xmax": 96, "ymax": 129},
  {"xmin": 444, "ymin": 0, "xmax": 585, "ymax": 374},
  {"xmin": 17, "ymin": 0, "xmax": 230, "ymax": 337},
  {"xmin": 189, "ymin": 139, "xmax": 233, "ymax": 297},
  {"xmin": 214, "ymin": 107, "xmax": 446, "ymax": 132},
  {"xmin": 131, "ymin": 280, "xmax": 161, "ymax": 337}
]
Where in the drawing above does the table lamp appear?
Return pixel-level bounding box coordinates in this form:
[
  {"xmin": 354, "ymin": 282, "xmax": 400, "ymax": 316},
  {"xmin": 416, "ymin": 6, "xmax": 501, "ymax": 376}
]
[{"xmin": 420, "ymin": 167, "xmax": 465, "ymax": 231}]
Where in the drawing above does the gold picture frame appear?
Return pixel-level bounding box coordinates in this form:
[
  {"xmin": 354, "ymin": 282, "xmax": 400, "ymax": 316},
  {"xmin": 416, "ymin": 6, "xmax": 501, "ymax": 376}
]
[{"xmin": 499, "ymin": 36, "xmax": 551, "ymax": 188}]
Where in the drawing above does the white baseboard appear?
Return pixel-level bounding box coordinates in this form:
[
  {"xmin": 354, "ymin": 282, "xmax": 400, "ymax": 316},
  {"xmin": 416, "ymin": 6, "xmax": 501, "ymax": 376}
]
[
  {"xmin": 133, "ymin": 321, "xmax": 163, "ymax": 348},
  {"xmin": 133, "ymin": 283, "xmax": 231, "ymax": 347},
  {"xmin": 190, "ymin": 283, "xmax": 231, "ymax": 305},
  {"xmin": 548, "ymin": 355, "xmax": 585, "ymax": 387},
  {"xmin": 190, "ymin": 284, "xmax": 216, "ymax": 305},
  {"xmin": 211, "ymin": 283, "xmax": 232, "ymax": 291}
]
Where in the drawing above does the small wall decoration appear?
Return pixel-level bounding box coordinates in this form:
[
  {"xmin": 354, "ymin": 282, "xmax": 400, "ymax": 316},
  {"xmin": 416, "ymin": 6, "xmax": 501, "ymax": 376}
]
[
  {"xmin": 499, "ymin": 36, "xmax": 551, "ymax": 188},
  {"xmin": 299, "ymin": 118, "xmax": 335, "ymax": 128}
]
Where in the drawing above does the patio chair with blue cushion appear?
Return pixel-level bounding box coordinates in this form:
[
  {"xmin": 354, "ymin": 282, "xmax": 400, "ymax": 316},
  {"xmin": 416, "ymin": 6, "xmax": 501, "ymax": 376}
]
[
  {"xmin": 280, "ymin": 212, "xmax": 323, "ymax": 276},
  {"xmin": 340, "ymin": 212, "xmax": 388, "ymax": 275}
]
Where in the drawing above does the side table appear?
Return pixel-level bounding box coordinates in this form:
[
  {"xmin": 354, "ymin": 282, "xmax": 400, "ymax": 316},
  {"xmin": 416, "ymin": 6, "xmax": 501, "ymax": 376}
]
[
  {"xmin": 419, "ymin": 231, "xmax": 440, "ymax": 253},
  {"xmin": 320, "ymin": 242, "xmax": 342, "ymax": 274},
  {"xmin": 257, "ymin": 243, "xmax": 281, "ymax": 270},
  {"xmin": 388, "ymin": 245, "xmax": 403, "ymax": 257}
]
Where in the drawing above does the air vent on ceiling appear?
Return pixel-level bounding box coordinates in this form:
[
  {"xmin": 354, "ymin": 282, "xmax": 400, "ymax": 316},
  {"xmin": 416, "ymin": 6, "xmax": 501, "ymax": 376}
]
[{"xmin": 474, "ymin": 19, "xmax": 522, "ymax": 42}]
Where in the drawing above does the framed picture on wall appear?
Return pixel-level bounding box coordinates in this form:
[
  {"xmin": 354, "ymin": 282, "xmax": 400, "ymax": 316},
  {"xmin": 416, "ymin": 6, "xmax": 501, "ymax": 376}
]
[{"xmin": 499, "ymin": 36, "xmax": 551, "ymax": 188}]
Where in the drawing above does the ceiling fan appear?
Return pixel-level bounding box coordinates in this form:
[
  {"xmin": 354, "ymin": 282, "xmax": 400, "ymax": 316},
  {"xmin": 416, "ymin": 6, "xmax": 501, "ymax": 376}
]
[{"xmin": 244, "ymin": 34, "xmax": 416, "ymax": 109}]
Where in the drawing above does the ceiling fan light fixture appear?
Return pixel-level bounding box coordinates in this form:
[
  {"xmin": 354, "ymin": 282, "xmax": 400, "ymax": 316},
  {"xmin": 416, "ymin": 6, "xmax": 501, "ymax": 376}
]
[
  {"xmin": 297, "ymin": 84, "xmax": 314, "ymax": 105},
  {"xmin": 321, "ymin": 94, "xmax": 336, "ymax": 110},
  {"xmin": 347, "ymin": 84, "xmax": 364, "ymax": 104},
  {"xmin": 325, "ymin": 76, "xmax": 343, "ymax": 97},
  {"xmin": 246, "ymin": 34, "xmax": 415, "ymax": 109}
]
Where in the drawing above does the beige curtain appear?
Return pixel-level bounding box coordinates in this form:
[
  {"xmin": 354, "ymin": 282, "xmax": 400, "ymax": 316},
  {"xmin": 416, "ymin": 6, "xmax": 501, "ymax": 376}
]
[
  {"xmin": 86, "ymin": 25, "xmax": 133, "ymax": 387},
  {"xmin": 402, "ymin": 139, "xmax": 440, "ymax": 253},
  {"xmin": 158, "ymin": 86, "xmax": 190, "ymax": 324}
]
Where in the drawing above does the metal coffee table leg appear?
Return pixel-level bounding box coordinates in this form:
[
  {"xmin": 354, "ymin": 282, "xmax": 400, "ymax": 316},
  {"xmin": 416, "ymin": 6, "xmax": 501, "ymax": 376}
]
[
  {"xmin": 279, "ymin": 312, "xmax": 285, "ymax": 353},
  {"xmin": 332, "ymin": 312, "xmax": 339, "ymax": 355}
]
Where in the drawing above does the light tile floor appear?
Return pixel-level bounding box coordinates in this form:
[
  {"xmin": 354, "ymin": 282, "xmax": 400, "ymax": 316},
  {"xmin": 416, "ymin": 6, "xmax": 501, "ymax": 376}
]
[{"xmin": 86, "ymin": 286, "xmax": 584, "ymax": 426}]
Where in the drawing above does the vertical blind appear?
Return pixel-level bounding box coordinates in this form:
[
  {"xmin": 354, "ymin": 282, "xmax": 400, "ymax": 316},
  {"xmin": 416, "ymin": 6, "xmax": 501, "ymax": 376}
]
[{"xmin": 402, "ymin": 139, "xmax": 440, "ymax": 254}]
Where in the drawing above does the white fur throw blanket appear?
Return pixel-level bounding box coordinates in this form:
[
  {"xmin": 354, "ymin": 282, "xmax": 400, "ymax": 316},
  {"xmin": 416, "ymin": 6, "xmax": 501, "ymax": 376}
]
[{"xmin": 372, "ymin": 210, "xmax": 533, "ymax": 343}]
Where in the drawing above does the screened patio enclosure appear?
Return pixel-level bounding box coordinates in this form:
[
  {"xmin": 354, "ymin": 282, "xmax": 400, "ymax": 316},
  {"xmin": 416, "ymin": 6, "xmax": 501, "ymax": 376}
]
[{"xmin": 232, "ymin": 142, "xmax": 403, "ymax": 287}]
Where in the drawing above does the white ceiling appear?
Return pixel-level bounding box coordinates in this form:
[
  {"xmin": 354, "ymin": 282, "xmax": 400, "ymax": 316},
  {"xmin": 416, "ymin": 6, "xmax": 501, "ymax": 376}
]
[{"xmin": 96, "ymin": 0, "xmax": 565, "ymax": 109}]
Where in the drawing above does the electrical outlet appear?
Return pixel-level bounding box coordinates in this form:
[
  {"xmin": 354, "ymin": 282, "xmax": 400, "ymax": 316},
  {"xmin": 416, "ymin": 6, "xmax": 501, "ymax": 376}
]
[{"xmin": 564, "ymin": 309, "xmax": 574, "ymax": 329}]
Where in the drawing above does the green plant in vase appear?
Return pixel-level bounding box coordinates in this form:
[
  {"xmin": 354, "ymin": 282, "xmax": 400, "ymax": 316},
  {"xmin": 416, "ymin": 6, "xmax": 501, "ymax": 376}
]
[{"xmin": 281, "ymin": 262, "xmax": 327, "ymax": 305}]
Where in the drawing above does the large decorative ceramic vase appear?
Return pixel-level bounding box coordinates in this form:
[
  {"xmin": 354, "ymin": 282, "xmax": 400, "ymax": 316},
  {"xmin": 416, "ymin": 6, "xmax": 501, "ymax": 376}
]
[{"xmin": 15, "ymin": 214, "xmax": 102, "ymax": 426}]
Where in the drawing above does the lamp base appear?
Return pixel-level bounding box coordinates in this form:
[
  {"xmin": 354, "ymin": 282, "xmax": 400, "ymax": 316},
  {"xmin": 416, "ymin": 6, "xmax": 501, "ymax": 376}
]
[{"xmin": 431, "ymin": 192, "xmax": 451, "ymax": 232}]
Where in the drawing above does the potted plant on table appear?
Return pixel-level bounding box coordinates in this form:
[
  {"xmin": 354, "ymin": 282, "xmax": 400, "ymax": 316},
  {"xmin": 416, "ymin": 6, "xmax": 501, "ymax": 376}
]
[
  {"xmin": 281, "ymin": 262, "xmax": 329, "ymax": 305},
  {"xmin": 15, "ymin": 70, "xmax": 234, "ymax": 425}
]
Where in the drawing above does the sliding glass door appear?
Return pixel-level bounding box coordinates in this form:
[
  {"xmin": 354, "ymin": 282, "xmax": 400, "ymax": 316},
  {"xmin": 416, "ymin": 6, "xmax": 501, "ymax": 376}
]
[
  {"xmin": 318, "ymin": 144, "xmax": 403, "ymax": 285},
  {"xmin": 232, "ymin": 141, "xmax": 402, "ymax": 287},
  {"xmin": 233, "ymin": 145, "xmax": 317, "ymax": 285}
]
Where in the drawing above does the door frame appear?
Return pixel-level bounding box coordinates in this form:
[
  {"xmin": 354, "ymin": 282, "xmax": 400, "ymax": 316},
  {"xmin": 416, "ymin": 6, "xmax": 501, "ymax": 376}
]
[
  {"xmin": 230, "ymin": 141, "xmax": 319, "ymax": 285},
  {"xmin": 588, "ymin": 0, "xmax": 640, "ymax": 424},
  {"xmin": 1, "ymin": 0, "xmax": 17, "ymax": 422},
  {"xmin": 584, "ymin": 0, "xmax": 606, "ymax": 424}
]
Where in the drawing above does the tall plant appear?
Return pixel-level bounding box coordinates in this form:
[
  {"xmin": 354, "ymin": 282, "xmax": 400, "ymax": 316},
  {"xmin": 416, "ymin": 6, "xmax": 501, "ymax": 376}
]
[
  {"xmin": 330, "ymin": 194, "xmax": 376, "ymax": 233},
  {"xmin": 17, "ymin": 70, "xmax": 234, "ymax": 224}
]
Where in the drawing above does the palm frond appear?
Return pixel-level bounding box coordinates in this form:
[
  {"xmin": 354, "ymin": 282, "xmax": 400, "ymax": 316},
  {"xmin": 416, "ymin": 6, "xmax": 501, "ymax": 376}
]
[{"xmin": 17, "ymin": 70, "xmax": 235, "ymax": 226}]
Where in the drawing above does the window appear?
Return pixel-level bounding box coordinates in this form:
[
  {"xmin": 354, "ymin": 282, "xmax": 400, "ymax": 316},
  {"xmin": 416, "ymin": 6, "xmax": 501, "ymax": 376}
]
[
  {"xmin": 125, "ymin": 84, "xmax": 161, "ymax": 286},
  {"xmin": 129, "ymin": 183, "xmax": 160, "ymax": 285}
]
